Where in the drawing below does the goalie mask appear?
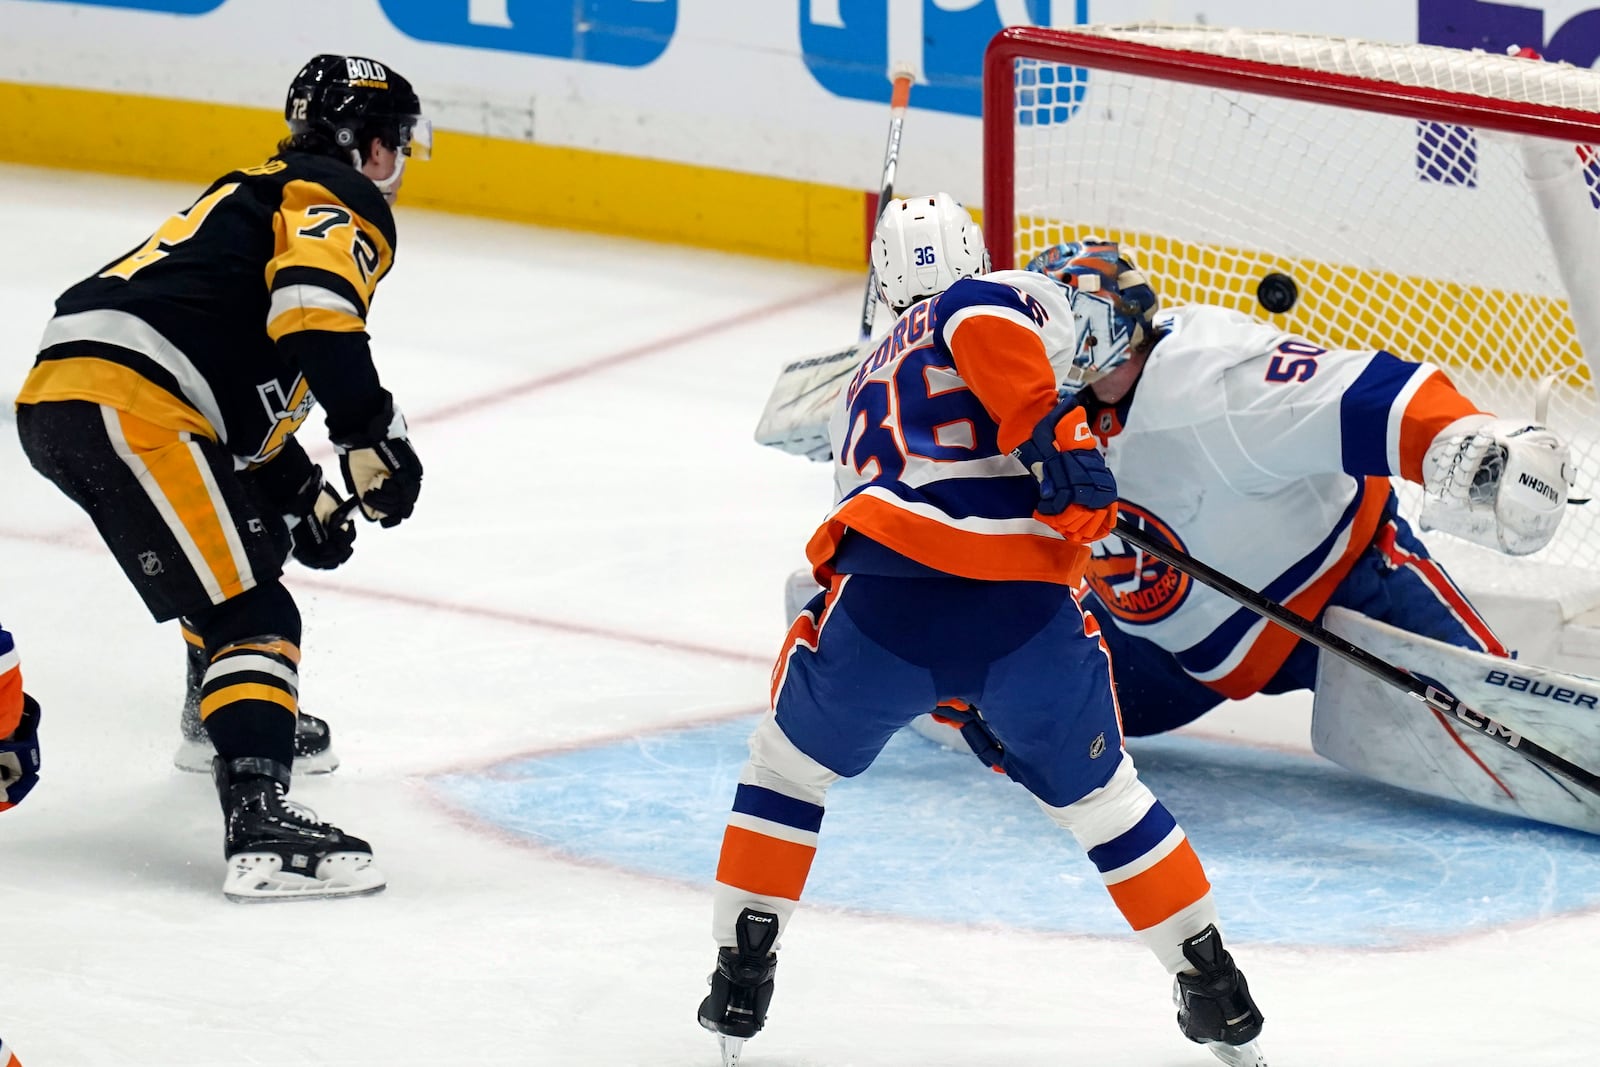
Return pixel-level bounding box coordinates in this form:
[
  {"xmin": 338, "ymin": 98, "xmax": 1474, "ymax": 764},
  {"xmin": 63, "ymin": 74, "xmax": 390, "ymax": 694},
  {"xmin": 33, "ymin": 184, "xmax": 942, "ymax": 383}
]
[
  {"xmin": 1025, "ymin": 241, "xmax": 1159, "ymax": 387},
  {"xmin": 872, "ymin": 193, "xmax": 990, "ymax": 314}
]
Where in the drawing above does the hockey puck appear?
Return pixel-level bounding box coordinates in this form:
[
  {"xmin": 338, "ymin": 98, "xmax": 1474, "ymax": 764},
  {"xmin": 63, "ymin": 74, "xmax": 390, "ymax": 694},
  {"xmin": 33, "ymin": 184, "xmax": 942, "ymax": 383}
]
[{"xmin": 1256, "ymin": 272, "xmax": 1299, "ymax": 314}]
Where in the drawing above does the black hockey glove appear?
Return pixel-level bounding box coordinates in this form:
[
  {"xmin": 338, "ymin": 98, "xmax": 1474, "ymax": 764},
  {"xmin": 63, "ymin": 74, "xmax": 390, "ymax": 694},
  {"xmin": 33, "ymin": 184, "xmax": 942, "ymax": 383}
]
[
  {"xmin": 333, "ymin": 402, "xmax": 423, "ymax": 528},
  {"xmin": 241, "ymin": 436, "xmax": 319, "ymax": 516},
  {"xmin": 286, "ymin": 471, "xmax": 358, "ymax": 570},
  {"xmin": 0, "ymin": 693, "xmax": 41, "ymax": 811}
]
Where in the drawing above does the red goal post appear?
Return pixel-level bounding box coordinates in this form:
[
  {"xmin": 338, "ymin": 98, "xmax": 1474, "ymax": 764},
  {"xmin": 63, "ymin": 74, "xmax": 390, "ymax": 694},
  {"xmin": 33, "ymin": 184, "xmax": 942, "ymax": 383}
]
[{"xmin": 980, "ymin": 23, "xmax": 1600, "ymax": 659}]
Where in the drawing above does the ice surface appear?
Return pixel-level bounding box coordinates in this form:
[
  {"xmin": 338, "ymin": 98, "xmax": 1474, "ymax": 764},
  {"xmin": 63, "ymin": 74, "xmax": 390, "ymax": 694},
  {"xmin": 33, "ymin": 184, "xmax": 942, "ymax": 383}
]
[{"xmin": 0, "ymin": 165, "xmax": 1596, "ymax": 1065}]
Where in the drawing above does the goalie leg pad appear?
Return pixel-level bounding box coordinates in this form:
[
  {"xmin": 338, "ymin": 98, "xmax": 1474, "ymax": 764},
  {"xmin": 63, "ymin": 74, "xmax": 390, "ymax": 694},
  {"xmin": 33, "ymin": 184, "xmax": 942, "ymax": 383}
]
[
  {"xmin": 782, "ymin": 567, "xmax": 822, "ymax": 626},
  {"xmin": 1315, "ymin": 607, "xmax": 1600, "ymax": 834}
]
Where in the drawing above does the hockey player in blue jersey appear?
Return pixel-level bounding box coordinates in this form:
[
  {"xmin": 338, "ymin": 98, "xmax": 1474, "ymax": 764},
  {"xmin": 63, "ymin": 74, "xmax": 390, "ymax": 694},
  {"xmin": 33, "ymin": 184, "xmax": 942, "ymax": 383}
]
[
  {"xmin": 0, "ymin": 622, "xmax": 40, "ymax": 813},
  {"xmin": 698, "ymin": 195, "xmax": 1267, "ymax": 1067}
]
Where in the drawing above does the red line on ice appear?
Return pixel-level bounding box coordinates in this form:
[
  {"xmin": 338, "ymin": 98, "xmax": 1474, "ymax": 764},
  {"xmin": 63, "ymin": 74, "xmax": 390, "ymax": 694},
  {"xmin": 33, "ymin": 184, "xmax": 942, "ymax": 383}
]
[{"xmin": 409, "ymin": 278, "xmax": 855, "ymax": 428}]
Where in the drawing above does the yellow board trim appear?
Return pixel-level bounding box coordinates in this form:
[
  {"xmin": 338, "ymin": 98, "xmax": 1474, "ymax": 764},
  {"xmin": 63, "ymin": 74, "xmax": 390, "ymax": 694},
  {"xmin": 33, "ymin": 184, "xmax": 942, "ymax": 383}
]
[{"xmin": 0, "ymin": 80, "xmax": 868, "ymax": 269}]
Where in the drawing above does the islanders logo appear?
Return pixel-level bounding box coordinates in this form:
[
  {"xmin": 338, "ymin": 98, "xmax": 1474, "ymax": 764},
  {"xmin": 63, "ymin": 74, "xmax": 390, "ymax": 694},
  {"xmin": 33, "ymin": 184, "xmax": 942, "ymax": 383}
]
[{"xmin": 1085, "ymin": 503, "xmax": 1191, "ymax": 624}]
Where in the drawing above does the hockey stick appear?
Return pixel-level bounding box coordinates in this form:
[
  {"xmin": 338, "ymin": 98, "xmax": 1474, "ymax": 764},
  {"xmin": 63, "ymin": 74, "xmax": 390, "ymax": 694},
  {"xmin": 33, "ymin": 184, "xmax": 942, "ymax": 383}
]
[
  {"xmin": 858, "ymin": 62, "xmax": 917, "ymax": 341},
  {"xmin": 1112, "ymin": 514, "xmax": 1600, "ymax": 793},
  {"xmin": 753, "ymin": 63, "xmax": 917, "ymax": 460}
]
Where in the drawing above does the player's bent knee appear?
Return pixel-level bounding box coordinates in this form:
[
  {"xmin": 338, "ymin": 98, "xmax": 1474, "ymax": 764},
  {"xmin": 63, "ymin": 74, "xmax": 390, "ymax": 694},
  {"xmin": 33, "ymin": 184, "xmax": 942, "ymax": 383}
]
[
  {"xmin": 186, "ymin": 580, "xmax": 302, "ymax": 653},
  {"xmin": 1036, "ymin": 755, "xmax": 1158, "ymax": 845},
  {"xmin": 745, "ymin": 712, "xmax": 841, "ymax": 801}
]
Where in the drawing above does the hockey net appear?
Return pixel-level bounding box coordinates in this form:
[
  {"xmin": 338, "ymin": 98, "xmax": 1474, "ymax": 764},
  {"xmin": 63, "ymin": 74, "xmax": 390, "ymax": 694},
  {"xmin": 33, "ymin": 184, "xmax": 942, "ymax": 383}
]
[{"xmin": 984, "ymin": 23, "xmax": 1600, "ymax": 635}]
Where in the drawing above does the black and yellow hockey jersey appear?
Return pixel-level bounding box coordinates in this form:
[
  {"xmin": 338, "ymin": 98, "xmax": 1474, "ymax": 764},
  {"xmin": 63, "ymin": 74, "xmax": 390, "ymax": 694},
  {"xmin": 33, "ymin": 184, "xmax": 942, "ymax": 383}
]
[{"xmin": 17, "ymin": 151, "xmax": 398, "ymax": 465}]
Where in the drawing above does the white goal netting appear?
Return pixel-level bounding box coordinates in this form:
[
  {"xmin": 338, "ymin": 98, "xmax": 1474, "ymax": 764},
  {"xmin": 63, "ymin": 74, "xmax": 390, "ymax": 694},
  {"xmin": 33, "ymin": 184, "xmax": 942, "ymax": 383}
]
[{"xmin": 989, "ymin": 23, "xmax": 1600, "ymax": 619}]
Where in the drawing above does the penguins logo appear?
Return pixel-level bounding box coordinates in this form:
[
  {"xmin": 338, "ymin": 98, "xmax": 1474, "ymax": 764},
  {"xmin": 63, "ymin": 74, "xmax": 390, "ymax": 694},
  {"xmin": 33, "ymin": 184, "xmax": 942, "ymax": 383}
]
[{"xmin": 1084, "ymin": 503, "xmax": 1192, "ymax": 624}]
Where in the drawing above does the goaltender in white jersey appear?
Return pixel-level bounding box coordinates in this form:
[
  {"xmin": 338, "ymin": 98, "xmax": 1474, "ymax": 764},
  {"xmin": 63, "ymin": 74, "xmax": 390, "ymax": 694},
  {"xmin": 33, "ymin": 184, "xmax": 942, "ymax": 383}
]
[
  {"xmin": 1024, "ymin": 239, "xmax": 1585, "ymax": 832},
  {"xmin": 1080, "ymin": 299, "xmax": 1515, "ymax": 699}
]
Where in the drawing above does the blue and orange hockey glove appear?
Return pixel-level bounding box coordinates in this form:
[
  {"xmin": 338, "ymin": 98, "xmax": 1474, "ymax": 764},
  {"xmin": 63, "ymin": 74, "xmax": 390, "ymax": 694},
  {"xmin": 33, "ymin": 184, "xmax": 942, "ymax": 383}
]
[
  {"xmin": 0, "ymin": 693, "xmax": 41, "ymax": 812},
  {"xmin": 1014, "ymin": 398, "xmax": 1119, "ymax": 542}
]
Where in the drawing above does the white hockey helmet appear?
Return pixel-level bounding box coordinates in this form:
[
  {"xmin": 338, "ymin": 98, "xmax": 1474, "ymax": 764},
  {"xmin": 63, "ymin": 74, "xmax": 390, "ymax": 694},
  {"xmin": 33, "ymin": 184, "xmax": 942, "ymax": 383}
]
[
  {"xmin": 872, "ymin": 193, "xmax": 990, "ymax": 313},
  {"xmin": 1025, "ymin": 240, "xmax": 1159, "ymax": 387}
]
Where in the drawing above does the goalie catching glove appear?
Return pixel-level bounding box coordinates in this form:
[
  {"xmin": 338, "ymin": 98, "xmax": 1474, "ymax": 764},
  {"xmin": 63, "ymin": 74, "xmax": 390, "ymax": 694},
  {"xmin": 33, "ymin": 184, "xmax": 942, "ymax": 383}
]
[
  {"xmin": 1419, "ymin": 415, "xmax": 1574, "ymax": 555},
  {"xmin": 333, "ymin": 401, "xmax": 423, "ymax": 528},
  {"xmin": 1013, "ymin": 399, "xmax": 1119, "ymax": 543}
]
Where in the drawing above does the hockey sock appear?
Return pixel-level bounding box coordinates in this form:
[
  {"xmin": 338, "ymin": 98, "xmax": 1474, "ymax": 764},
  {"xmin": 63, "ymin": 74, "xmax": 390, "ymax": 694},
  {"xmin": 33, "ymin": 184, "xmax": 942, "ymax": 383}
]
[
  {"xmin": 199, "ymin": 637, "xmax": 300, "ymax": 768},
  {"xmin": 713, "ymin": 783, "xmax": 823, "ymax": 923}
]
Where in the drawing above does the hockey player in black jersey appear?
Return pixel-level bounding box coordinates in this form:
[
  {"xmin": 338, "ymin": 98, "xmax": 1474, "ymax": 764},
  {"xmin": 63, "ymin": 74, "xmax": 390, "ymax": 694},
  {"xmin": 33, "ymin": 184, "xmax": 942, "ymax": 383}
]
[{"xmin": 13, "ymin": 54, "xmax": 430, "ymax": 901}]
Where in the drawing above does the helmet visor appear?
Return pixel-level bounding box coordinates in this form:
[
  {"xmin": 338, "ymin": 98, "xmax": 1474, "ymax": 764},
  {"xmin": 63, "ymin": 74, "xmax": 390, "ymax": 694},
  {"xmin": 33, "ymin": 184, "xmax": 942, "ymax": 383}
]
[{"xmin": 399, "ymin": 115, "xmax": 432, "ymax": 161}]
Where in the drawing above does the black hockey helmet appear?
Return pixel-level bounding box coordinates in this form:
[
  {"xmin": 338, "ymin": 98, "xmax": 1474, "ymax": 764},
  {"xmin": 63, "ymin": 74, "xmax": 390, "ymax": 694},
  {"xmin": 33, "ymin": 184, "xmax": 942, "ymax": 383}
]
[{"xmin": 285, "ymin": 55, "xmax": 431, "ymax": 161}]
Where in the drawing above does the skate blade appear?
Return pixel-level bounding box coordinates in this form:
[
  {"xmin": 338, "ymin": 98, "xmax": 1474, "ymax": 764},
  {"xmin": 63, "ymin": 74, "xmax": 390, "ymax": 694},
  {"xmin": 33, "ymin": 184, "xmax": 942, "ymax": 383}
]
[
  {"xmin": 174, "ymin": 739, "xmax": 340, "ymax": 775},
  {"xmin": 222, "ymin": 852, "xmax": 387, "ymax": 903},
  {"xmin": 716, "ymin": 1034, "xmax": 744, "ymax": 1067},
  {"xmin": 1205, "ymin": 1038, "xmax": 1267, "ymax": 1067}
]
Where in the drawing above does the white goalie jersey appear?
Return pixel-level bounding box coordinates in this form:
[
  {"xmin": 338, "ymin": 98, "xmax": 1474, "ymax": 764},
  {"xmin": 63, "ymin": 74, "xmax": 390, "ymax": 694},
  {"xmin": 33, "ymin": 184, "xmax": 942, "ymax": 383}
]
[{"xmin": 1082, "ymin": 303, "xmax": 1491, "ymax": 699}]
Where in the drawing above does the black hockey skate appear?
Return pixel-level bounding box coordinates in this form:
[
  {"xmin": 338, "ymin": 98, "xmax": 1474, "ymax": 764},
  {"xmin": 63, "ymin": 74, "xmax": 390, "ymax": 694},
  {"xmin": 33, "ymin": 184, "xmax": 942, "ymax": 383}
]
[
  {"xmin": 698, "ymin": 907, "xmax": 779, "ymax": 1067},
  {"xmin": 214, "ymin": 756, "xmax": 385, "ymax": 902},
  {"xmin": 1173, "ymin": 925, "xmax": 1268, "ymax": 1066}
]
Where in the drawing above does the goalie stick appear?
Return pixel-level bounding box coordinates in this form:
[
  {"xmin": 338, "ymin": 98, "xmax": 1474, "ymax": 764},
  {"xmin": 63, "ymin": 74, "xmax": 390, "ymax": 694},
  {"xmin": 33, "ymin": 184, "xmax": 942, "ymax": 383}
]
[
  {"xmin": 753, "ymin": 63, "xmax": 916, "ymax": 461},
  {"xmin": 1111, "ymin": 514, "xmax": 1600, "ymax": 794}
]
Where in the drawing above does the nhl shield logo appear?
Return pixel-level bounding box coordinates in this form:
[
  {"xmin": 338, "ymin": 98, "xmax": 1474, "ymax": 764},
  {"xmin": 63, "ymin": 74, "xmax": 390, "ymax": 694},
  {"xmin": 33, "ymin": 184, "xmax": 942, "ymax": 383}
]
[
  {"xmin": 138, "ymin": 550, "xmax": 163, "ymax": 576},
  {"xmin": 1089, "ymin": 732, "xmax": 1106, "ymax": 759}
]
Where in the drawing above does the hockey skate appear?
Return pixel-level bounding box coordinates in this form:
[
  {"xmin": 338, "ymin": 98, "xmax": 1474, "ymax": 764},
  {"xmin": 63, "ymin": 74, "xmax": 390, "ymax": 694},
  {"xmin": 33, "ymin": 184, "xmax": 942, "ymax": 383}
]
[
  {"xmin": 214, "ymin": 756, "xmax": 385, "ymax": 902},
  {"xmin": 1173, "ymin": 925, "xmax": 1267, "ymax": 1067},
  {"xmin": 176, "ymin": 694, "xmax": 340, "ymax": 775},
  {"xmin": 697, "ymin": 908, "xmax": 779, "ymax": 1067}
]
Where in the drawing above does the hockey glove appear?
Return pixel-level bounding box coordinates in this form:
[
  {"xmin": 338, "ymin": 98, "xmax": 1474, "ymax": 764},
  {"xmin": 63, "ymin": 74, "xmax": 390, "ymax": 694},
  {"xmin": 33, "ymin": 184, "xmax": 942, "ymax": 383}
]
[
  {"xmin": 333, "ymin": 402, "xmax": 423, "ymax": 528},
  {"xmin": 286, "ymin": 471, "xmax": 358, "ymax": 570},
  {"xmin": 0, "ymin": 693, "xmax": 41, "ymax": 812},
  {"xmin": 1419, "ymin": 415, "xmax": 1574, "ymax": 556},
  {"xmin": 1013, "ymin": 398, "xmax": 1119, "ymax": 542}
]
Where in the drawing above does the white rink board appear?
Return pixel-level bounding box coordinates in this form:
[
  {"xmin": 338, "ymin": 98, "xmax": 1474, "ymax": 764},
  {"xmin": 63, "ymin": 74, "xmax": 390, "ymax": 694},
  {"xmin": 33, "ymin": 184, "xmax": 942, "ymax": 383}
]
[{"xmin": 1, "ymin": 0, "xmax": 1597, "ymax": 202}]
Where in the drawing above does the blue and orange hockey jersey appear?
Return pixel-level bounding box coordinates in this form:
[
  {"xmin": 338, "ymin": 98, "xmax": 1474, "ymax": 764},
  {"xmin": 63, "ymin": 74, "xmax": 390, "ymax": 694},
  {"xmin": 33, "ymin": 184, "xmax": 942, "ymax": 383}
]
[
  {"xmin": 0, "ymin": 623, "xmax": 21, "ymax": 741},
  {"xmin": 808, "ymin": 270, "xmax": 1105, "ymax": 585}
]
